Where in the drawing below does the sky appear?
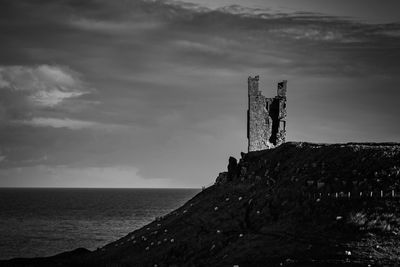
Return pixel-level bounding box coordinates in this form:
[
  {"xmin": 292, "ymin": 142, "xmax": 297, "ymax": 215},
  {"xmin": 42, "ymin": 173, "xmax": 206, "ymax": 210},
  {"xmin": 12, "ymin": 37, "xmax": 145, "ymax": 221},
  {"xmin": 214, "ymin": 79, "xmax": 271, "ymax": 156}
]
[{"xmin": 0, "ymin": 0, "xmax": 399, "ymax": 188}]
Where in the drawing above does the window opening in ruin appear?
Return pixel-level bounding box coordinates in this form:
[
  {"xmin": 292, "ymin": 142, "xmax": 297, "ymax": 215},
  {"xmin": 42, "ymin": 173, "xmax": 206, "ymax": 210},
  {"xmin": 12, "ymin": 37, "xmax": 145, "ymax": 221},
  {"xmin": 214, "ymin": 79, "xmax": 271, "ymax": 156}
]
[{"xmin": 280, "ymin": 121, "xmax": 286, "ymax": 130}]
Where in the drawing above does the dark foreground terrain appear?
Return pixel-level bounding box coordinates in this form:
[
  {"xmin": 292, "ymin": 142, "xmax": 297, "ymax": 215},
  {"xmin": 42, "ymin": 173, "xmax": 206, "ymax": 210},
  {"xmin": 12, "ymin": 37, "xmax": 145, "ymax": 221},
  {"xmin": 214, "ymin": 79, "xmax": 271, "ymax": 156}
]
[{"xmin": 3, "ymin": 142, "xmax": 400, "ymax": 266}]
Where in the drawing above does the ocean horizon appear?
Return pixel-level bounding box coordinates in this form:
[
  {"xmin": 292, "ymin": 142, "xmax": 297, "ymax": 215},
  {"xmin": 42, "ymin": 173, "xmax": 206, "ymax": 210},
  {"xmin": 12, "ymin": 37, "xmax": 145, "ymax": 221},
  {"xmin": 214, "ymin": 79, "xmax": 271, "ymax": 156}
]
[{"xmin": 0, "ymin": 187, "xmax": 200, "ymax": 260}]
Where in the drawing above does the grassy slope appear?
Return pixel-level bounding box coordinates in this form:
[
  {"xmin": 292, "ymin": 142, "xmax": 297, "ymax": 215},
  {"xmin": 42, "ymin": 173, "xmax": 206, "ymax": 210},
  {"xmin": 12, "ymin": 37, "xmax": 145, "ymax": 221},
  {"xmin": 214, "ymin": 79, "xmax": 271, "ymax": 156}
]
[{"xmin": 4, "ymin": 142, "xmax": 400, "ymax": 267}]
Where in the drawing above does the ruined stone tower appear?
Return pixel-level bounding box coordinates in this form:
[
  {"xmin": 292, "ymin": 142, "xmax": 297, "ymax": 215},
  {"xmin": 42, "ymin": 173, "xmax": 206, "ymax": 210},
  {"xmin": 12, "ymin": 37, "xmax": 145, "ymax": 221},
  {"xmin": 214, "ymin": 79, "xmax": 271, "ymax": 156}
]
[{"xmin": 247, "ymin": 76, "xmax": 287, "ymax": 152}]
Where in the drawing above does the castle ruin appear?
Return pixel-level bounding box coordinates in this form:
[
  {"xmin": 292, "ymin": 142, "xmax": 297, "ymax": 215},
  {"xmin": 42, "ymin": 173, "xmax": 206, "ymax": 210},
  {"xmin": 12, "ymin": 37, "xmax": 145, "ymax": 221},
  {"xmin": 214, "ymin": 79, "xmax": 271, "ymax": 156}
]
[{"xmin": 247, "ymin": 76, "xmax": 287, "ymax": 152}]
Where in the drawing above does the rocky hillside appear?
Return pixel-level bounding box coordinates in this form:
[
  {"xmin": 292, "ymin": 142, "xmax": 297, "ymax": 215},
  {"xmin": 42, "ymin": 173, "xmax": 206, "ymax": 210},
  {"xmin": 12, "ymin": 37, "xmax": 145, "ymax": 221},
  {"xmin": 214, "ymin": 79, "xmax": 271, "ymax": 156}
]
[{"xmin": 4, "ymin": 142, "xmax": 400, "ymax": 267}]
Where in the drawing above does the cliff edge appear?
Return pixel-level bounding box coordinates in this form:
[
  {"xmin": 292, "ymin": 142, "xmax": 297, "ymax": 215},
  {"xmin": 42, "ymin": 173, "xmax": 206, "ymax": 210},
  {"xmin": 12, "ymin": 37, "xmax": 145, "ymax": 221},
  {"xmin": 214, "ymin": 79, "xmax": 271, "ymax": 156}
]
[{"xmin": 4, "ymin": 142, "xmax": 400, "ymax": 266}]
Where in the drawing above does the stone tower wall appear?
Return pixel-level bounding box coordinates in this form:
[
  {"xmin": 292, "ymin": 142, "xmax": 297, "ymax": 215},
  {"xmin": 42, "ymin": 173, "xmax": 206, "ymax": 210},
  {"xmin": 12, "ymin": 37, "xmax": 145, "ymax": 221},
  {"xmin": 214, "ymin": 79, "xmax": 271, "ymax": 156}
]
[
  {"xmin": 275, "ymin": 81, "xmax": 287, "ymax": 146},
  {"xmin": 247, "ymin": 76, "xmax": 274, "ymax": 151},
  {"xmin": 247, "ymin": 76, "xmax": 287, "ymax": 152}
]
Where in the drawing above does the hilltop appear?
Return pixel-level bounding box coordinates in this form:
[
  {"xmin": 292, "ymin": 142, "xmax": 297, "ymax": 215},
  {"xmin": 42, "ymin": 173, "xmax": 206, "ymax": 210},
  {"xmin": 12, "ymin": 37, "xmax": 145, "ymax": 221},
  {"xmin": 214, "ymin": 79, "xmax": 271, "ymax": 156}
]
[{"xmin": 4, "ymin": 142, "xmax": 400, "ymax": 266}]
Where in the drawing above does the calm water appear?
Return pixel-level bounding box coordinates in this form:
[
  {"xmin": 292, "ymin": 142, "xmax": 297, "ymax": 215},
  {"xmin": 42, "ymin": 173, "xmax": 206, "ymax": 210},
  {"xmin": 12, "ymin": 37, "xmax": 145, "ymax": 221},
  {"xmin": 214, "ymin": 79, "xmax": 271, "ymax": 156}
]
[{"xmin": 0, "ymin": 188, "xmax": 199, "ymax": 260}]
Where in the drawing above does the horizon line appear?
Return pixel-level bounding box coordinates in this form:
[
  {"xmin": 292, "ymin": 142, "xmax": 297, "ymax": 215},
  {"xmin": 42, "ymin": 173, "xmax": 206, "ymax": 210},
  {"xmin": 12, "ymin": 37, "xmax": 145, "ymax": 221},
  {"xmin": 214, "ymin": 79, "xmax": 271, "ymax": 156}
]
[{"xmin": 0, "ymin": 186, "xmax": 202, "ymax": 190}]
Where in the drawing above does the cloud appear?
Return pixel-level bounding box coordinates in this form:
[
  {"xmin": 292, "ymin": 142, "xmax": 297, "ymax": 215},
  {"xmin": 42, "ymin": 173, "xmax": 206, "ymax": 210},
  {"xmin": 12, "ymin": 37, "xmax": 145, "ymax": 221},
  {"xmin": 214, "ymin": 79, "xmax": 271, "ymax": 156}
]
[
  {"xmin": 0, "ymin": 0, "xmax": 399, "ymax": 188},
  {"xmin": 381, "ymin": 30, "xmax": 400, "ymax": 37},
  {"xmin": 174, "ymin": 40, "xmax": 223, "ymax": 54},
  {"xmin": 19, "ymin": 117, "xmax": 128, "ymax": 131},
  {"xmin": 0, "ymin": 65, "xmax": 92, "ymax": 124},
  {"xmin": 269, "ymin": 27, "xmax": 348, "ymax": 42},
  {"xmin": 22, "ymin": 117, "xmax": 99, "ymax": 130},
  {"xmin": 69, "ymin": 18, "xmax": 162, "ymax": 33},
  {"xmin": 0, "ymin": 165, "xmax": 178, "ymax": 188},
  {"xmin": 0, "ymin": 65, "xmax": 87, "ymax": 107}
]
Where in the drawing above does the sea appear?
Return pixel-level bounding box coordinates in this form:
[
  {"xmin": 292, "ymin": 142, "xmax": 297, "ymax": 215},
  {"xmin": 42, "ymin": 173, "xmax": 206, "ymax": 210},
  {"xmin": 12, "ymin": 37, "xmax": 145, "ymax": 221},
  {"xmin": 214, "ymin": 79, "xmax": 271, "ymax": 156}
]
[{"xmin": 0, "ymin": 188, "xmax": 200, "ymax": 260}]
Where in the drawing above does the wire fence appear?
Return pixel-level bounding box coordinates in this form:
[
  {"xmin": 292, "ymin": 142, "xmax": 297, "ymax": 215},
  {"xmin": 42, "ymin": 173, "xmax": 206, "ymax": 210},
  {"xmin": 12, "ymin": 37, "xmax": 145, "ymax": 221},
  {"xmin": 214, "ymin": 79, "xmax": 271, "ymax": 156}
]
[{"xmin": 306, "ymin": 189, "xmax": 399, "ymax": 200}]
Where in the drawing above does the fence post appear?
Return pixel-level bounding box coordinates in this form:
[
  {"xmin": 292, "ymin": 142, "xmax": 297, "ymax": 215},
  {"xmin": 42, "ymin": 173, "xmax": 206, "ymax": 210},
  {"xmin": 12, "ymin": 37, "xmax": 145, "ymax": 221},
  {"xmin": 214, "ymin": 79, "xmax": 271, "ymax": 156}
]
[
  {"xmin": 392, "ymin": 190, "xmax": 395, "ymax": 197},
  {"xmin": 381, "ymin": 190, "xmax": 383, "ymax": 198}
]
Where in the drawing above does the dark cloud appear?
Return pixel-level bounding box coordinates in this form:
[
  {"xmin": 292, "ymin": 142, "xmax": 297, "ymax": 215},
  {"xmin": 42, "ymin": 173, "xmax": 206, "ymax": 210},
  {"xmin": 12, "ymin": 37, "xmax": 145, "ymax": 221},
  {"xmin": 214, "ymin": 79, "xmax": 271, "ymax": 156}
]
[{"xmin": 0, "ymin": 0, "xmax": 399, "ymax": 187}]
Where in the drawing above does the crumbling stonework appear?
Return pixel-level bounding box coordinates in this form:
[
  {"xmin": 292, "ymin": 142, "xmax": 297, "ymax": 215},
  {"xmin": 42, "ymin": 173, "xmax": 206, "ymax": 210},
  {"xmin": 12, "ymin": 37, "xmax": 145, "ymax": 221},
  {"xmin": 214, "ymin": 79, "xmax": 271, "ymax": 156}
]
[{"xmin": 247, "ymin": 76, "xmax": 287, "ymax": 152}]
